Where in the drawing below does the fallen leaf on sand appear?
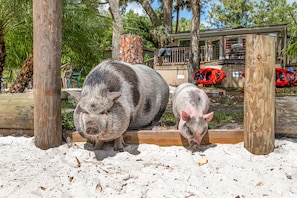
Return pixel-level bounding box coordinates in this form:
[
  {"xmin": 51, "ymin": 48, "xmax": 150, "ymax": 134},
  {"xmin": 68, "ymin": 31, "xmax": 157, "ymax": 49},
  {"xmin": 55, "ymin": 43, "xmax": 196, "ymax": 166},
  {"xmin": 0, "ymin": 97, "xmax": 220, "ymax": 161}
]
[{"xmin": 198, "ymin": 157, "xmax": 208, "ymax": 166}]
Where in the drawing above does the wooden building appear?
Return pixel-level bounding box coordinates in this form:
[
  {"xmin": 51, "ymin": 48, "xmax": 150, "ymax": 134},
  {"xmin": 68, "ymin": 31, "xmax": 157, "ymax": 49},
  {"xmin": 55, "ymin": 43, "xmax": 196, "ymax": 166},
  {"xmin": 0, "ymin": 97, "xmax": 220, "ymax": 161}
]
[{"xmin": 153, "ymin": 24, "xmax": 288, "ymax": 87}]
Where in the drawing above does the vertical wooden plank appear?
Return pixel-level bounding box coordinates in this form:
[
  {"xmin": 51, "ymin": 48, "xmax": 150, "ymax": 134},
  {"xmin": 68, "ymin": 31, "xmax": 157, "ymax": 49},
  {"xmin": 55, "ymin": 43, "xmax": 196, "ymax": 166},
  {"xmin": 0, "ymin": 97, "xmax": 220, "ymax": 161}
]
[
  {"xmin": 244, "ymin": 34, "xmax": 275, "ymax": 155},
  {"xmin": 33, "ymin": 0, "xmax": 62, "ymax": 149}
]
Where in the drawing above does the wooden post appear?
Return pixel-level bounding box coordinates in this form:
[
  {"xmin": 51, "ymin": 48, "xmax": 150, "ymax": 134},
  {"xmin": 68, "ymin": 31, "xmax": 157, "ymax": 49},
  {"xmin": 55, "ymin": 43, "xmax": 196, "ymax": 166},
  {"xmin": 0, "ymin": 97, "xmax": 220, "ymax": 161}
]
[
  {"xmin": 33, "ymin": 0, "xmax": 62, "ymax": 149},
  {"xmin": 120, "ymin": 34, "xmax": 143, "ymax": 64},
  {"xmin": 244, "ymin": 34, "xmax": 275, "ymax": 155}
]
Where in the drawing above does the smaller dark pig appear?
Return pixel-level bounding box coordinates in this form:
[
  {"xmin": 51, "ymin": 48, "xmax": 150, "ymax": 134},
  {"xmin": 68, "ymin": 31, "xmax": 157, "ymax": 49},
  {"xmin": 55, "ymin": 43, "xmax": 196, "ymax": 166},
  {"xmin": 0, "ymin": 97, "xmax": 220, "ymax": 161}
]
[
  {"xmin": 172, "ymin": 83, "xmax": 214, "ymax": 146},
  {"xmin": 74, "ymin": 60, "xmax": 169, "ymax": 151}
]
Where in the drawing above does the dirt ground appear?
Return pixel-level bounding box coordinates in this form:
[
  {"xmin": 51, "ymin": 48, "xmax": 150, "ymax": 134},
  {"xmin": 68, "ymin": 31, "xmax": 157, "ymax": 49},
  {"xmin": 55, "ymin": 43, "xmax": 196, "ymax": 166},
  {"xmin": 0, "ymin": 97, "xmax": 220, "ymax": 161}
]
[{"xmin": 206, "ymin": 85, "xmax": 297, "ymax": 129}]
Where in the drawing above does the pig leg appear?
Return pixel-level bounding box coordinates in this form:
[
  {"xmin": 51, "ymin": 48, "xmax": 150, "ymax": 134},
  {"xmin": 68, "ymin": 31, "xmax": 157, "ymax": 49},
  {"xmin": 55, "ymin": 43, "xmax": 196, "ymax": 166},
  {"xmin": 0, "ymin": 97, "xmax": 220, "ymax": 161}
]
[
  {"xmin": 113, "ymin": 136, "xmax": 126, "ymax": 152},
  {"xmin": 84, "ymin": 139, "xmax": 104, "ymax": 151},
  {"xmin": 94, "ymin": 140, "xmax": 105, "ymax": 150},
  {"xmin": 83, "ymin": 139, "xmax": 96, "ymax": 151}
]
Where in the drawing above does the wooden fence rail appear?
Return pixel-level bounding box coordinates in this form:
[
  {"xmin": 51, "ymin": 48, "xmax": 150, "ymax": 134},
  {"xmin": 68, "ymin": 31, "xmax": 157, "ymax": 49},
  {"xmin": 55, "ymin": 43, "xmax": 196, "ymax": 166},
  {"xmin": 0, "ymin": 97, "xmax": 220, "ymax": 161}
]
[{"xmin": 0, "ymin": 91, "xmax": 296, "ymax": 146}]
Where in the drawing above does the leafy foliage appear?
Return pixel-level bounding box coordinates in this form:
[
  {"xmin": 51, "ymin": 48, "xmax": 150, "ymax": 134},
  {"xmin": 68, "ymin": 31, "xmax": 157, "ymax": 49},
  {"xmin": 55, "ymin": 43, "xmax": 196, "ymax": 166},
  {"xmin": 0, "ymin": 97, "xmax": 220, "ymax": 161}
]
[
  {"xmin": 2, "ymin": 0, "xmax": 113, "ymax": 78},
  {"xmin": 206, "ymin": 0, "xmax": 297, "ymax": 59},
  {"xmin": 207, "ymin": 0, "xmax": 254, "ymax": 28},
  {"xmin": 61, "ymin": 2, "xmax": 113, "ymax": 72},
  {"xmin": 123, "ymin": 10, "xmax": 155, "ymax": 49}
]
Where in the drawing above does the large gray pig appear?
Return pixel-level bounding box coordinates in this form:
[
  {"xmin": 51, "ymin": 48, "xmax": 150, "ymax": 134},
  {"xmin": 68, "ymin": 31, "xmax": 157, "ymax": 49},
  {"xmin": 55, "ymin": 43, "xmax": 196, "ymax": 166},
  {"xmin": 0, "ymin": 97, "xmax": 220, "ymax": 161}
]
[
  {"xmin": 74, "ymin": 60, "xmax": 169, "ymax": 151},
  {"xmin": 172, "ymin": 83, "xmax": 214, "ymax": 146}
]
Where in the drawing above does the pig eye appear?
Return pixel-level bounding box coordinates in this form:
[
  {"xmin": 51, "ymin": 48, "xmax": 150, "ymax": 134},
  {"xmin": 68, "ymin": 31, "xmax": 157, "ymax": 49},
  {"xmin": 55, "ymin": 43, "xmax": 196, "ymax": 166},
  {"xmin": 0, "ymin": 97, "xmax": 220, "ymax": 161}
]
[
  {"xmin": 186, "ymin": 128, "xmax": 193, "ymax": 135},
  {"xmin": 99, "ymin": 110, "xmax": 109, "ymax": 114}
]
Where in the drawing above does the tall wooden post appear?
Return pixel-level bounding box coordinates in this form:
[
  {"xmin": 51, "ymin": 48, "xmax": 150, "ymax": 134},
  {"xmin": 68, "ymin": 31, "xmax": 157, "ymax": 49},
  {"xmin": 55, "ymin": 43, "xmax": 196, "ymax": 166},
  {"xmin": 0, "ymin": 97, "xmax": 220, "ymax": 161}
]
[
  {"xmin": 244, "ymin": 34, "xmax": 275, "ymax": 155},
  {"xmin": 120, "ymin": 34, "xmax": 143, "ymax": 64},
  {"xmin": 33, "ymin": 0, "xmax": 62, "ymax": 149}
]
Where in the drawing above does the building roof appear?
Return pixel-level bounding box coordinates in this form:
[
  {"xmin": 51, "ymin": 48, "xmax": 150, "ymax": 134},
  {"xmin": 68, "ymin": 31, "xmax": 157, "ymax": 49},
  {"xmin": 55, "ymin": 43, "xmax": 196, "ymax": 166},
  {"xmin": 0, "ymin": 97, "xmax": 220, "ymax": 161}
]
[{"xmin": 169, "ymin": 24, "xmax": 288, "ymax": 40}]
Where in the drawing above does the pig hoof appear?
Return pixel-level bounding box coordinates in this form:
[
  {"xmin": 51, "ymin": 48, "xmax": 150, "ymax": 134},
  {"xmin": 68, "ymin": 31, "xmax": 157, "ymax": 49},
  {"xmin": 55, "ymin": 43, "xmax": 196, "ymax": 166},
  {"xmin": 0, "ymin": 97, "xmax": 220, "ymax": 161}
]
[
  {"xmin": 113, "ymin": 136, "xmax": 125, "ymax": 152},
  {"xmin": 114, "ymin": 147, "xmax": 124, "ymax": 152},
  {"xmin": 84, "ymin": 142, "xmax": 96, "ymax": 151},
  {"xmin": 189, "ymin": 141, "xmax": 200, "ymax": 153}
]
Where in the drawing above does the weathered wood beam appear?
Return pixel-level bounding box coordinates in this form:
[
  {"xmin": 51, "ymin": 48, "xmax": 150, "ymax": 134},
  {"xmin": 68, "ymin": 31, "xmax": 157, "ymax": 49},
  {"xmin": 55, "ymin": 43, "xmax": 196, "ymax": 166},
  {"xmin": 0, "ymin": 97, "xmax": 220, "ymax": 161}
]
[
  {"xmin": 68, "ymin": 129, "xmax": 244, "ymax": 146},
  {"xmin": 0, "ymin": 92, "xmax": 34, "ymax": 130},
  {"xmin": 0, "ymin": 129, "xmax": 34, "ymax": 137},
  {"xmin": 244, "ymin": 34, "xmax": 275, "ymax": 155}
]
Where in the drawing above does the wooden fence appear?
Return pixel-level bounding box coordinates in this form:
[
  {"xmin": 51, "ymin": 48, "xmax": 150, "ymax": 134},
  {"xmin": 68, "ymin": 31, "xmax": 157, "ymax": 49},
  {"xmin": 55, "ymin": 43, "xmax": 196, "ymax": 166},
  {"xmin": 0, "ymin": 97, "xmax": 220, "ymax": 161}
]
[{"xmin": 0, "ymin": 91, "xmax": 296, "ymax": 145}]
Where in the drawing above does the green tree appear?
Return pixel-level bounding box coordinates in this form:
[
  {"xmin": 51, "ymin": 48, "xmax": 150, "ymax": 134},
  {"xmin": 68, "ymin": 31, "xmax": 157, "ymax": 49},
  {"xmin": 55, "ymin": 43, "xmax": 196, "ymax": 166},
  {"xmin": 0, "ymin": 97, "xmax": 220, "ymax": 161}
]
[
  {"xmin": 188, "ymin": 0, "xmax": 201, "ymax": 83},
  {"xmin": 207, "ymin": 0, "xmax": 254, "ymax": 28},
  {"xmin": 252, "ymin": 0, "xmax": 290, "ymax": 27},
  {"xmin": 123, "ymin": 10, "xmax": 155, "ymax": 49},
  {"xmin": 175, "ymin": 17, "xmax": 191, "ymax": 32},
  {"xmin": 62, "ymin": 1, "xmax": 112, "ymax": 70},
  {"xmin": 1, "ymin": 0, "xmax": 33, "ymax": 85},
  {"xmin": 285, "ymin": 2, "xmax": 297, "ymax": 59},
  {"xmin": 173, "ymin": 0, "xmax": 191, "ymax": 33},
  {"xmin": 3, "ymin": 0, "xmax": 112, "ymax": 82},
  {"xmin": 252, "ymin": 0, "xmax": 297, "ymax": 59}
]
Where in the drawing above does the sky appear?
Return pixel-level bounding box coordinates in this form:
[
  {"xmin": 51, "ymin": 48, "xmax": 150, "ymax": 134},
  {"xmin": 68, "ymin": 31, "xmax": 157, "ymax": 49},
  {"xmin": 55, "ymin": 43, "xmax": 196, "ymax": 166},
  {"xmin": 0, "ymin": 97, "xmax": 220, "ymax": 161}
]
[
  {"xmin": 125, "ymin": 0, "xmax": 297, "ymax": 27},
  {"xmin": 124, "ymin": 0, "xmax": 225, "ymax": 26}
]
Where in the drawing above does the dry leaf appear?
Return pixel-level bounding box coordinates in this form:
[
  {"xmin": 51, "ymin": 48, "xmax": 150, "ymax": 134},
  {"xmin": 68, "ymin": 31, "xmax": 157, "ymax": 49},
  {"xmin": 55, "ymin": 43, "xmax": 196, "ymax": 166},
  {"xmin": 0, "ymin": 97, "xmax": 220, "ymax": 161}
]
[
  {"xmin": 96, "ymin": 183, "xmax": 102, "ymax": 192},
  {"xmin": 69, "ymin": 176, "xmax": 74, "ymax": 182},
  {"xmin": 198, "ymin": 157, "xmax": 208, "ymax": 166},
  {"xmin": 75, "ymin": 157, "xmax": 81, "ymax": 167},
  {"xmin": 40, "ymin": 186, "xmax": 46, "ymax": 191}
]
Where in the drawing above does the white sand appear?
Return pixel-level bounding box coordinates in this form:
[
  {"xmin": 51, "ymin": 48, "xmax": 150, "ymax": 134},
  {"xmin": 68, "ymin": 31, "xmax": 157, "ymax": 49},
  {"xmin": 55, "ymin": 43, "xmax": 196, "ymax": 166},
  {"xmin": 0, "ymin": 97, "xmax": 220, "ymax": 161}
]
[{"xmin": 0, "ymin": 136, "xmax": 296, "ymax": 198}]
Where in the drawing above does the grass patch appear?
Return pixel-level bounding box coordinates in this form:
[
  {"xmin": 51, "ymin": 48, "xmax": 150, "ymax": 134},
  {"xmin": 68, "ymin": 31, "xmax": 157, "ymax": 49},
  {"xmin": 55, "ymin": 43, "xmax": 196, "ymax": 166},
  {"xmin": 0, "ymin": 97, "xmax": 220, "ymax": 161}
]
[
  {"xmin": 61, "ymin": 99, "xmax": 76, "ymax": 130},
  {"xmin": 276, "ymin": 88, "xmax": 297, "ymax": 95},
  {"xmin": 60, "ymin": 98, "xmax": 244, "ymax": 131},
  {"xmin": 209, "ymin": 111, "xmax": 243, "ymax": 129},
  {"xmin": 160, "ymin": 112, "xmax": 176, "ymax": 126}
]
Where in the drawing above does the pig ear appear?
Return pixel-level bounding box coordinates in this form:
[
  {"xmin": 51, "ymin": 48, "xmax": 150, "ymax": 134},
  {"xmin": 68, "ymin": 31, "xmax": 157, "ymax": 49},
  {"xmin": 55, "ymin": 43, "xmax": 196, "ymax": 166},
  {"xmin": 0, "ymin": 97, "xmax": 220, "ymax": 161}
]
[
  {"xmin": 204, "ymin": 112, "xmax": 214, "ymax": 123},
  {"xmin": 181, "ymin": 111, "xmax": 189, "ymax": 121},
  {"xmin": 108, "ymin": 91, "xmax": 121, "ymax": 102}
]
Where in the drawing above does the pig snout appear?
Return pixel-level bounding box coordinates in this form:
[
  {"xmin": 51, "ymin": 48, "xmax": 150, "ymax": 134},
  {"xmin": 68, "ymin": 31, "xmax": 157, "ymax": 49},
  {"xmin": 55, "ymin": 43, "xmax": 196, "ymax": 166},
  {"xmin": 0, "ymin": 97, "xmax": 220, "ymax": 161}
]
[
  {"xmin": 85, "ymin": 121, "xmax": 102, "ymax": 135},
  {"xmin": 185, "ymin": 123, "xmax": 207, "ymax": 145},
  {"xmin": 80, "ymin": 112, "xmax": 107, "ymax": 136},
  {"xmin": 182, "ymin": 112, "xmax": 213, "ymax": 145}
]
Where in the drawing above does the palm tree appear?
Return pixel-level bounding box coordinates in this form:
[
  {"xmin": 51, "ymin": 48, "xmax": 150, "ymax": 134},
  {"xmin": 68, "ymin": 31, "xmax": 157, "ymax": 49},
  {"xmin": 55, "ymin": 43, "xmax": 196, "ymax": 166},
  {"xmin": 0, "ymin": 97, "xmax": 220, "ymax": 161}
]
[
  {"xmin": 178, "ymin": 17, "xmax": 191, "ymax": 32},
  {"xmin": 9, "ymin": 55, "xmax": 33, "ymax": 93},
  {"xmin": 0, "ymin": 22, "xmax": 6, "ymax": 89},
  {"xmin": 188, "ymin": 0, "xmax": 201, "ymax": 83},
  {"xmin": 174, "ymin": 0, "xmax": 191, "ymax": 33},
  {"xmin": 2, "ymin": 0, "xmax": 111, "ymax": 92},
  {"xmin": 0, "ymin": 0, "xmax": 14, "ymax": 91}
]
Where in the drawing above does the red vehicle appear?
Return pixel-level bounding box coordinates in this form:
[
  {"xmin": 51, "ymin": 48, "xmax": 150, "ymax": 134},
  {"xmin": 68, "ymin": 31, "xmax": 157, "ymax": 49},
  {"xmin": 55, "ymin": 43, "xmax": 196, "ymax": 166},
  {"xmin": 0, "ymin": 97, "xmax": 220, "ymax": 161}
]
[
  {"xmin": 242, "ymin": 68, "xmax": 297, "ymax": 87},
  {"xmin": 192, "ymin": 68, "xmax": 227, "ymax": 85}
]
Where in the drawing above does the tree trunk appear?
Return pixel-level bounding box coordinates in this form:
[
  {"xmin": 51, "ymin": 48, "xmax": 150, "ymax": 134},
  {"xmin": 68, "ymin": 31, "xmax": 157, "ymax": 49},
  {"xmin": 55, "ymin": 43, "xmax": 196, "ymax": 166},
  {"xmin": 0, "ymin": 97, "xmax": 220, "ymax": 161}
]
[
  {"xmin": 120, "ymin": 34, "xmax": 143, "ymax": 64},
  {"xmin": 0, "ymin": 25, "xmax": 6, "ymax": 91},
  {"xmin": 188, "ymin": 0, "xmax": 200, "ymax": 83},
  {"xmin": 108, "ymin": 0, "xmax": 124, "ymax": 60},
  {"xmin": 136, "ymin": 0, "xmax": 161, "ymax": 28},
  {"xmin": 33, "ymin": 0, "xmax": 62, "ymax": 149},
  {"xmin": 175, "ymin": 7, "xmax": 180, "ymax": 33},
  {"xmin": 9, "ymin": 55, "xmax": 33, "ymax": 93},
  {"xmin": 163, "ymin": 0, "xmax": 172, "ymax": 34}
]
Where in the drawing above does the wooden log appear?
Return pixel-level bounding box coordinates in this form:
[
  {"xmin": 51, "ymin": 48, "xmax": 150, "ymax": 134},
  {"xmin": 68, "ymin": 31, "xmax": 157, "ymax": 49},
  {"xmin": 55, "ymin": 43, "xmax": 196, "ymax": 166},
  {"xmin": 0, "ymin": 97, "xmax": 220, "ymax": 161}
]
[
  {"xmin": 120, "ymin": 34, "xmax": 143, "ymax": 64},
  {"xmin": 68, "ymin": 129, "xmax": 244, "ymax": 146},
  {"xmin": 0, "ymin": 129, "xmax": 34, "ymax": 137},
  {"xmin": 33, "ymin": 0, "xmax": 62, "ymax": 149},
  {"xmin": 244, "ymin": 34, "xmax": 275, "ymax": 155}
]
